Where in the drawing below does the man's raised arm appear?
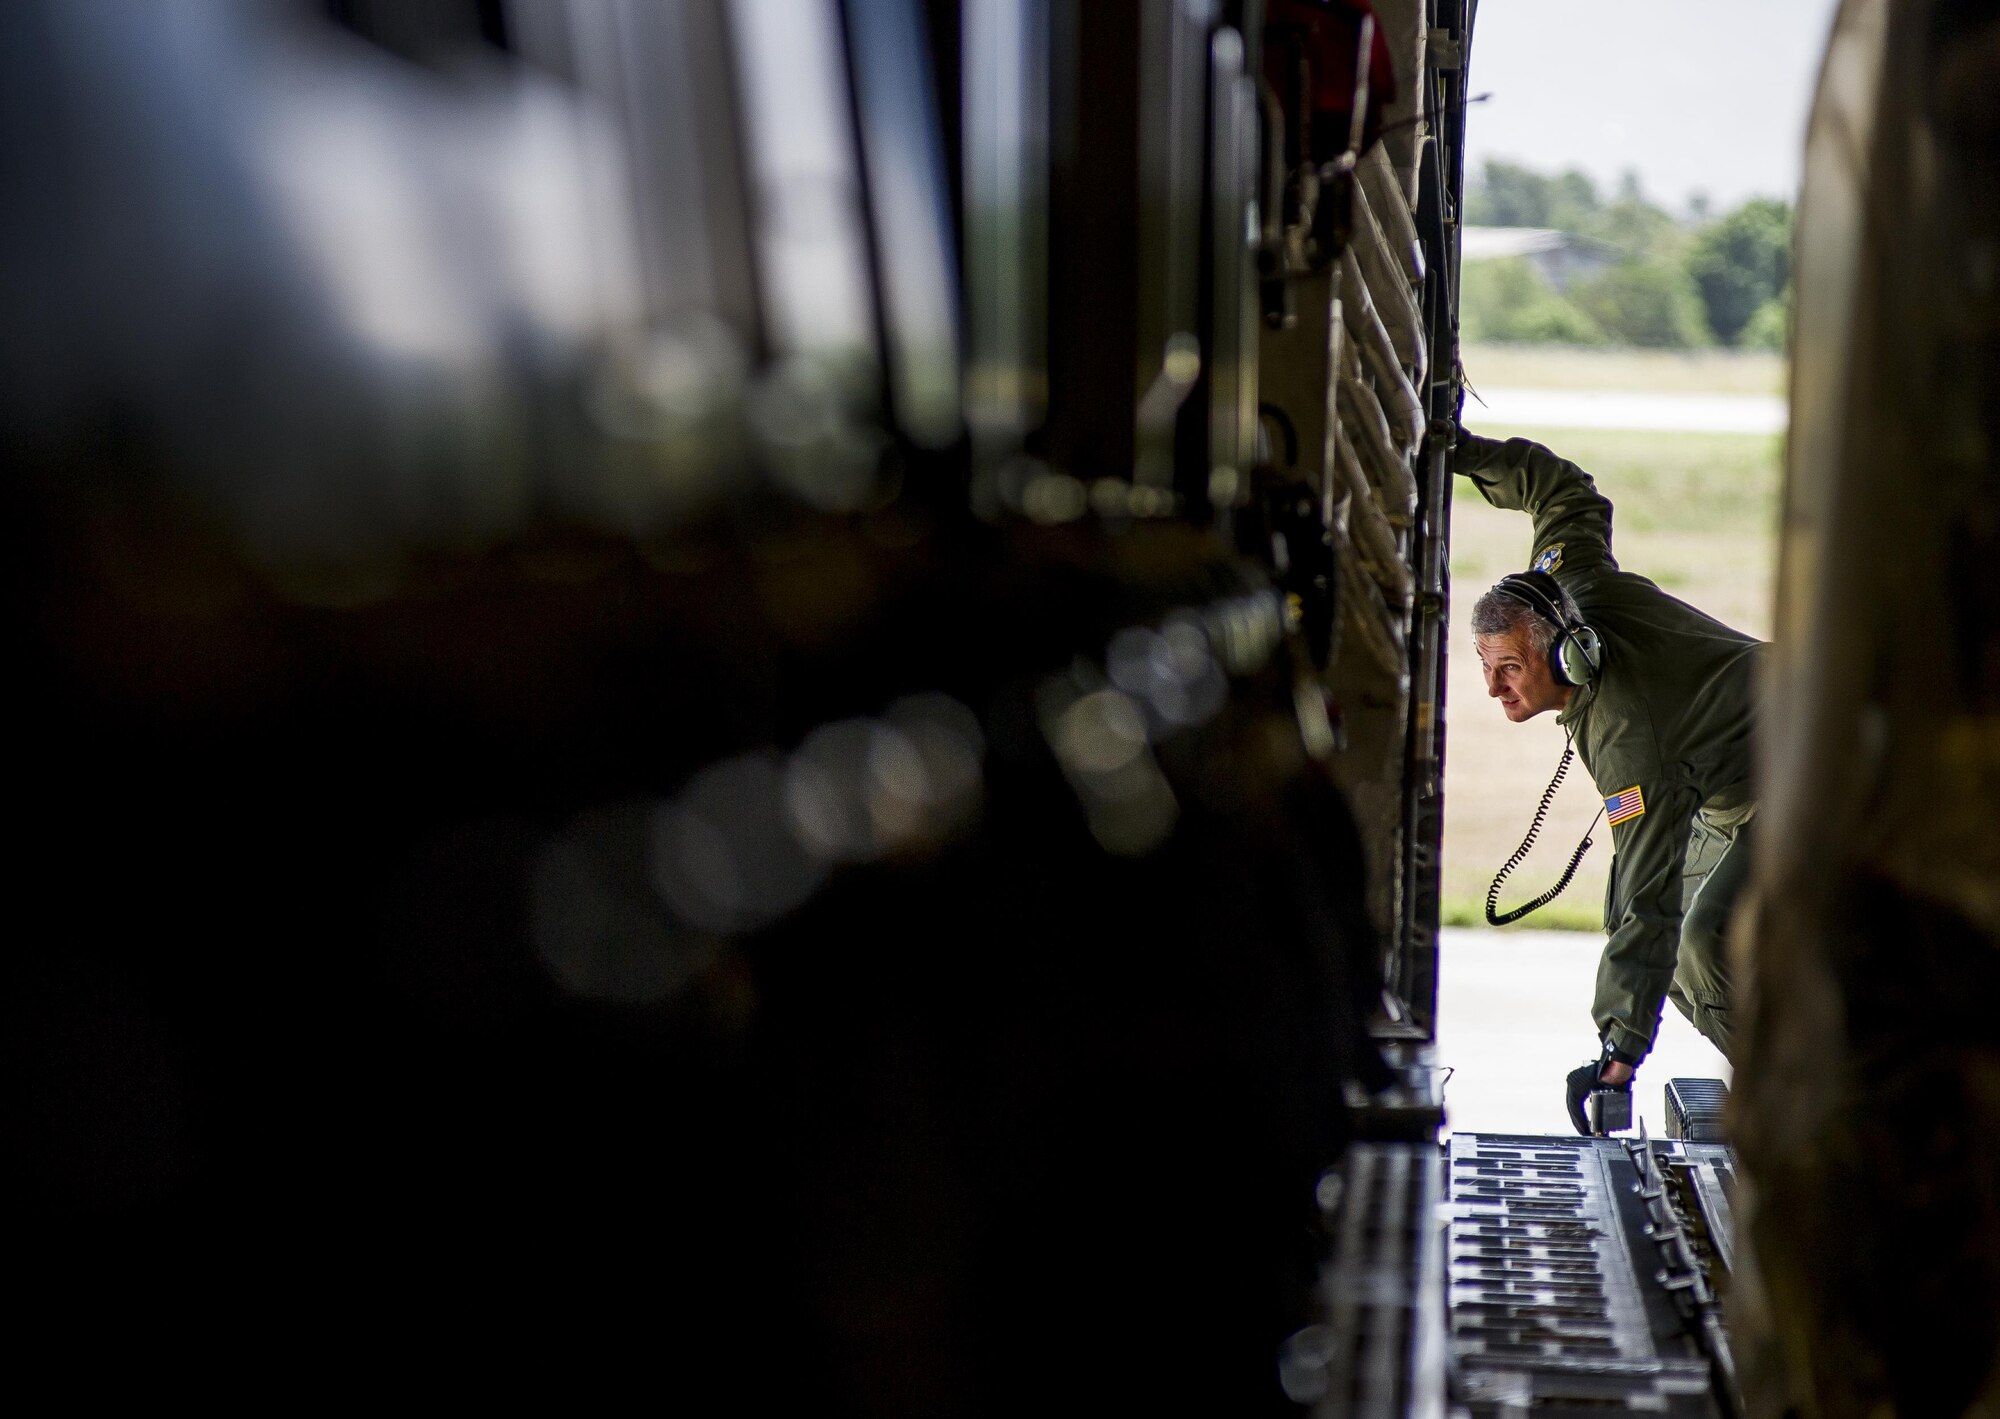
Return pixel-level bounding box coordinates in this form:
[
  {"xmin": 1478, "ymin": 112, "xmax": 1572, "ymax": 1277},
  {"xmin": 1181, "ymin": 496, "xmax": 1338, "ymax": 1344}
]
[{"xmin": 1456, "ymin": 431, "xmax": 1618, "ymax": 574}]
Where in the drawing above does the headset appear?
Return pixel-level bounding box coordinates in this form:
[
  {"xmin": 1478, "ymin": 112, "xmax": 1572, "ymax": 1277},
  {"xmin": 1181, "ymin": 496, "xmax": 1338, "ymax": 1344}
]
[
  {"xmin": 1492, "ymin": 569, "xmax": 1602, "ymax": 688},
  {"xmin": 1481, "ymin": 568, "xmax": 1606, "ymax": 925}
]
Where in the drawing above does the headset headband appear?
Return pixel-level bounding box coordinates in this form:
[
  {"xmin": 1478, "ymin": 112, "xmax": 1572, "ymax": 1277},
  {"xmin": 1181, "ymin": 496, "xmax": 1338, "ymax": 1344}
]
[{"xmin": 1496, "ymin": 570, "xmax": 1575, "ymax": 632}]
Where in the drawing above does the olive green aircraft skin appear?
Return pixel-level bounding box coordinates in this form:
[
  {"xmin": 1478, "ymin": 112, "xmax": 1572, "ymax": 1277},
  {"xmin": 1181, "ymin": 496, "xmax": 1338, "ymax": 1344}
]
[{"xmin": 1457, "ymin": 432, "xmax": 1764, "ymax": 1062}]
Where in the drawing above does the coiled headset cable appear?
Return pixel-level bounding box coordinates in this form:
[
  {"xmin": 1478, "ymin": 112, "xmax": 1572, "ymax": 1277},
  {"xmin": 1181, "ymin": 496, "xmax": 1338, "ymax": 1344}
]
[{"xmin": 1485, "ymin": 737, "xmax": 1606, "ymax": 926}]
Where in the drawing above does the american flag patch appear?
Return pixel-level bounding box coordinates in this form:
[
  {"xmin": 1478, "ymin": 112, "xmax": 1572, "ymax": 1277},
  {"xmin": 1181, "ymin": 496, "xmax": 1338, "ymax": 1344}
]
[{"xmin": 1605, "ymin": 786, "xmax": 1646, "ymax": 826}]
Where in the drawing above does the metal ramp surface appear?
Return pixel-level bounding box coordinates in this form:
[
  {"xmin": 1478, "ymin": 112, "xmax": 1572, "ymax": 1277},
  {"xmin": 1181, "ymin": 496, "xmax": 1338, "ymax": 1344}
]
[{"xmin": 1445, "ymin": 1132, "xmax": 1738, "ymax": 1417}]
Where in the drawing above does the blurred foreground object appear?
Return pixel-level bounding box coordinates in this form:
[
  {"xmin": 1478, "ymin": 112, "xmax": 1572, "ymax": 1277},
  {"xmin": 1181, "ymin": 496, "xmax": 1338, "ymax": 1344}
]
[
  {"xmin": 1733, "ymin": 1, "xmax": 2000, "ymax": 1415},
  {"xmin": 0, "ymin": 0, "xmax": 1475, "ymax": 1411}
]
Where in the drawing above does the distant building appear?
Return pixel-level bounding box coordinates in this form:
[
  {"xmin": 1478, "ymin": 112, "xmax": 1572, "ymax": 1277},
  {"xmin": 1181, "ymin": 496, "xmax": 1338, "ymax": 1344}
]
[{"xmin": 1459, "ymin": 226, "xmax": 1621, "ymax": 291}]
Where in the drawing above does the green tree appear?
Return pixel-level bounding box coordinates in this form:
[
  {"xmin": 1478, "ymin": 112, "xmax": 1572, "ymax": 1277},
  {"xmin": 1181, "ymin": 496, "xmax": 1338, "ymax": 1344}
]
[
  {"xmin": 1571, "ymin": 262, "xmax": 1712, "ymax": 348},
  {"xmin": 1686, "ymin": 198, "xmax": 1793, "ymax": 345},
  {"xmin": 1466, "ymin": 160, "xmax": 1601, "ymax": 231},
  {"xmin": 1460, "ymin": 258, "xmax": 1606, "ymax": 345},
  {"xmin": 1740, "ymin": 289, "xmax": 1791, "ymax": 351},
  {"xmin": 1578, "ymin": 191, "xmax": 1690, "ymax": 265},
  {"xmin": 1470, "ymin": 162, "xmax": 1688, "ymax": 265}
]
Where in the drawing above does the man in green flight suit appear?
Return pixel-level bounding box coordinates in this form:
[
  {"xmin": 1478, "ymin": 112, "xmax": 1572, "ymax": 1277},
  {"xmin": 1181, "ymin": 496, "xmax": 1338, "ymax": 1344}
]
[{"xmin": 1456, "ymin": 430, "xmax": 1762, "ymax": 1134}]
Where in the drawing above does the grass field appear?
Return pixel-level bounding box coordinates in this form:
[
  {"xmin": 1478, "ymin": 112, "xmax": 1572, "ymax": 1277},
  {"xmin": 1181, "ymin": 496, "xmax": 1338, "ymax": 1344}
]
[{"xmin": 1438, "ymin": 396, "xmax": 1784, "ymax": 931}]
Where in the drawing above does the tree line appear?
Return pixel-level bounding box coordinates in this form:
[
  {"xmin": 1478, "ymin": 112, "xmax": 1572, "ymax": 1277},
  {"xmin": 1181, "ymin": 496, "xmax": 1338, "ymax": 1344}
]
[{"xmin": 1461, "ymin": 160, "xmax": 1792, "ymax": 350}]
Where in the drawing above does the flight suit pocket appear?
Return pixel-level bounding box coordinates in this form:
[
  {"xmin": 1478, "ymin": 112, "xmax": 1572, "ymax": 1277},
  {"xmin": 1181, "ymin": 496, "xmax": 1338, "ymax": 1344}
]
[{"xmin": 1682, "ymin": 814, "xmax": 1723, "ymax": 901}]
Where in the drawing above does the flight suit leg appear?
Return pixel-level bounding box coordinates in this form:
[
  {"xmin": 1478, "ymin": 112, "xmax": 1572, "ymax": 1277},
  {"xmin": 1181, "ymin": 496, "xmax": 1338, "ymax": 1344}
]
[
  {"xmin": 1665, "ymin": 977, "xmax": 1699, "ymax": 1032},
  {"xmin": 1673, "ymin": 801, "xmax": 1756, "ymax": 1061}
]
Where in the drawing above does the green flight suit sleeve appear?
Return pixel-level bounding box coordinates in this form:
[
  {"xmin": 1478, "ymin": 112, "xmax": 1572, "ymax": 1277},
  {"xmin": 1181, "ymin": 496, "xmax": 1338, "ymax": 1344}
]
[
  {"xmin": 1455, "ymin": 432, "xmax": 1618, "ymax": 574},
  {"xmin": 1591, "ymin": 779, "xmax": 1701, "ymax": 1061}
]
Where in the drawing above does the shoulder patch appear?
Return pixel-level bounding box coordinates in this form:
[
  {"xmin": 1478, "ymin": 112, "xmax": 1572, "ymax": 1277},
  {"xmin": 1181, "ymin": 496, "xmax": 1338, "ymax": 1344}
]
[
  {"xmin": 1605, "ymin": 786, "xmax": 1646, "ymax": 826},
  {"xmin": 1533, "ymin": 543, "xmax": 1564, "ymax": 574}
]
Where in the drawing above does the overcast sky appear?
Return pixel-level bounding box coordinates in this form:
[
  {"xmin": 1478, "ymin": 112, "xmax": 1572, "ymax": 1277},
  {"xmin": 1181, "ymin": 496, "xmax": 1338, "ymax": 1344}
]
[{"xmin": 1462, "ymin": 0, "xmax": 1844, "ymax": 213}]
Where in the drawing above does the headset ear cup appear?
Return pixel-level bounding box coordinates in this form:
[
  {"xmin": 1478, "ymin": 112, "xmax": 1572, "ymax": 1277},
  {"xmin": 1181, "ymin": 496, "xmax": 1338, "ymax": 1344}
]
[
  {"xmin": 1562, "ymin": 625, "xmax": 1603, "ymax": 685},
  {"xmin": 1547, "ymin": 634, "xmax": 1574, "ymax": 687}
]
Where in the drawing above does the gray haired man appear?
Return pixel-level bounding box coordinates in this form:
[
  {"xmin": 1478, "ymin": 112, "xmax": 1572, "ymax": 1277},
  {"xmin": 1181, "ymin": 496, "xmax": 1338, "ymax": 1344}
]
[{"xmin": 1458, "ymin": 431, "xmax": 1763, "ymax": 1133}]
